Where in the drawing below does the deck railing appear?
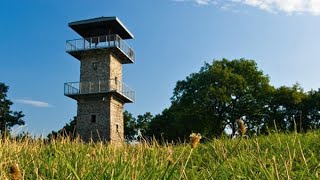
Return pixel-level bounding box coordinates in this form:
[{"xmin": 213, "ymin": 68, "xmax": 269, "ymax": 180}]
[
  {"xmin": 66, "ymin": 34, "xmax": 135, "ymax": 61},
  {"xmin": 64, "ymin": 79, "xmax": 135, "ymax": 102}
]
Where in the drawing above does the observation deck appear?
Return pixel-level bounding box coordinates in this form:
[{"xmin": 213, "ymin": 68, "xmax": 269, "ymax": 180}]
[
  {"xmin": 66, "ymin": 34, "xmax": 134, "ymax": 63},
  {"xmin": 64, "ymin": 79, "xmax": 135, "ymax": 103}
]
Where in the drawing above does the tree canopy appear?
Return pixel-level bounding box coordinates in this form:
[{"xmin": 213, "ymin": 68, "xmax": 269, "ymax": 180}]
[
  {"xmin": 47, "ymin": 116, "xmax": 77, "ymax": 139},
  {"xmin": 124, "ymin": 111, "xmax": 153, "ymax": 142},
  {"xmin": 145, "ymin": 59, "xmax": 320, "ymax": 141},
  {"xmin": 124, "ymin": 111, "xmax": 137, "ymax": 141},
  {"xmin": 0, "ymin": 82, "xmax": 25, "ymax": 136}
]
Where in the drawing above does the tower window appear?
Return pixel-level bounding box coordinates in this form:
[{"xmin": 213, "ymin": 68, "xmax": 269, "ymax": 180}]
[
  {"xmin": 92, "ymin": 62, "xmax": 98, "ymax": 70},
  {"xmin": 116, "ymin": 123, "xmax": 119, "ymax": 132},
  {"xmin": 115, "ymin": 77, "xmax": 118, "ymax": 84},
  {"xmin": 91, "ymin": 115, "xmax": 96, "ymax": 123}
]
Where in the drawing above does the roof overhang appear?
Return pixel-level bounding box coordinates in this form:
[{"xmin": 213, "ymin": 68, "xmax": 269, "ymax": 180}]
[{"xmin": 69, "ymin": 16, "xmax": 134, "ymax": 39}]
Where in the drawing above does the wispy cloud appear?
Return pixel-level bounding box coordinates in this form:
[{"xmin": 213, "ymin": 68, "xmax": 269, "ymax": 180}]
[
  {"xmin": 15, "ymin": 99, "xmax": 52, "ymax": 108},
  {"xmin": 234, "ymin": 0, "xmax": 320, "ymax": 15},
  {"xmin": 195, "ymin": 0, "xmax": 212, "ymax": 5},
  {"xmin": 173, "ymin": 0, "xmax": 217, "ymax": 5},
  {"xmin": 173, "ymin": 0, "xmax": 320, "ymax": 15}
]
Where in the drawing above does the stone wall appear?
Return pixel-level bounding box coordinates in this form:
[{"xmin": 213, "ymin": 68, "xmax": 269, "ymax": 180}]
[
  {"xmin": 76, "ymin": 51, "xmax": 125, "ymax": 143},
  {"xmin": 109, "ymin": 96, "xmax": 124, "ymax": 143},
  {"xmin": 110, "ymin": 53, "xmax": 122, "ymax": 82},
  {"xmin": 80, "ymin": 52, "xmax": 122, "ymax": 82},
  {"xmin": 80, "ymin": 52, "xmax": 110, "ymax": 82},
  {"xmin": 76, "ymin": 95, "xmax": 110, "ymax": 142}
]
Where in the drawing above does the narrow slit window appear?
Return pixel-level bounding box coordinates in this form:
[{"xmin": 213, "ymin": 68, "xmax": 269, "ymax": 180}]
[
  {"xmin": 116, "ymin": 123, "xmax": 119, "ymax": 132},
  {"xmin": 92, "ymin": 62, "xmax": 98, "ymax": 70},
  {"xmin": 91, "ymin": 115, "xmax": 96, "ymax": 123}
]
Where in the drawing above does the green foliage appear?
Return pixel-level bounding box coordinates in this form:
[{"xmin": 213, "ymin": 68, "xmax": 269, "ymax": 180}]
[
  {"xmin": 146, "ymin": 59, "xmax": 320, "ymax": 141},
  {"xmin": 0, "ymin": 82, "xmax": 24, "ymax": 136},
  {"xmin": 147, "ymin": 108, "xmax": 177, "ymax": 141},
  {"xmin": 301, "ymin": 89, "xmax": 320, "ymax": 130},
  {"xmin": 1, "ymin": 131, "xmax": 320, "ymax": 179},
  {"xmin": 262, "ymin": 83, "xmax": 307, "ymax": 133},
  {"xmin": 47, "ymin": 116, "xmax": 77, "ymax": 139},
  {"xmin": 148, "ymin": 58, "xmax": 273, "ymax": 140},
  {"xmin": 124, "ymin": 111, "xmax": 153, "ymax": 141},
  {"xmin": 15, "ymin": 131, "xmax": 32, "ymax": 140},
  {"xmin": 124, "ymin": 110, "xmax": 136, "ymax": 141},
  {"xmin": 136, "ymin": 112, "xmax": 153, "ymax": 136}
]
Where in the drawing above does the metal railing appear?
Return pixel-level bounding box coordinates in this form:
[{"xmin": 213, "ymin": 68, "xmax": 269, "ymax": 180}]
[
  {"xmin": 64, "ymin": 79, "xmax": 135, "ymax": 102},
  {"xmin": 66, "ymin": 34, "xmax": 135, "ymax": 61}
]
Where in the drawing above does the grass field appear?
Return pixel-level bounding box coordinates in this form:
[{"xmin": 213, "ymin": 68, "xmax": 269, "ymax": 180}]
[{"xmin": 1, "ymin": 131, "xmax": 320, "ymax": 179}]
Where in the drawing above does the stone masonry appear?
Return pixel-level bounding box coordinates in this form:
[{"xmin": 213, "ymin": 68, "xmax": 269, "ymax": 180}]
[{"xmin": 75, "ymin": 52, "xmax": 124, "ymax": 142}]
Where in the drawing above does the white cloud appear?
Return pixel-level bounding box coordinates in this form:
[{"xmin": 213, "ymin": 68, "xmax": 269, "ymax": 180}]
[
  {"xmin": 195, "ymin": 0, "xmax": 212, "ymax": 5},
  {"xmin": 235, "ymin": 0, "xmax": 320, "ymax": 15},
  {"xmin": 173, "ymin": 0, "xmax": 216, "ymax": 5},
  {"xmin": 174, "ymin": 0, "xmax": 320, "ymax": 15},
  {"xmin": 15, "ymin": 99, "xmax": 52, "ymax": 108}
]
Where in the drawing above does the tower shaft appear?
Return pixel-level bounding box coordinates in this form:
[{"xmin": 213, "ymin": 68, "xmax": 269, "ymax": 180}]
[{"xmin": 64, "ymin": 17, "xmax": 135, "ymax": 142}]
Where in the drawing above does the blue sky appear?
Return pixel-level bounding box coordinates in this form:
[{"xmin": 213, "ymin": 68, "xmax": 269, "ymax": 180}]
[{"xmin": 1, "ymin": 0, "xmax": 320, "ymax": 136}]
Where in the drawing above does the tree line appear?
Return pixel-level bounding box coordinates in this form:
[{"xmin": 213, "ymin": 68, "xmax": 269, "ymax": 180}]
[
  {"xmin": 125, "ymin": 58, "xmax": 320, "ymax": 141},
  {"xmin": 2, "ymin": 58, "xmax": 320, "ymax": 141}
]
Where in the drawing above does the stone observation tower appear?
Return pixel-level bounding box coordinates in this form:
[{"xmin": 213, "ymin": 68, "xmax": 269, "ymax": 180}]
[{"xmin": 64, "ymin": 17, "xmax": 135, "ymax": 143}]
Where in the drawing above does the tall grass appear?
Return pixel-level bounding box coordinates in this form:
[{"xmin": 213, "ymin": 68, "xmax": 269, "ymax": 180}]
[{"xmin": 1, "ymin": 130, "xmax": 320, "ymax": 179}]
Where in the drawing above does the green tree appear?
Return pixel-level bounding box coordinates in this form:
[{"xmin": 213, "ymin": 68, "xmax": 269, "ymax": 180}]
[
  {"xmin": 0, "ymin": 82, "xmax": 25, "ymax": 136},
  {"xmin": 15, "ymin": 131, "xmax": 32, "ymax": 140},
  {"xmin": 47, "ymin": 116, "xmax": 77, "ymax": 139},
  {"xmin": 149, "ymin": 59, "xmax": 272, "ymax": 140},
  {"xmin": 261, "ymin": 84, "xmax": 306, "ymax": 133},
  {"xmin": 124, "ymin": 111, "xmax": 153, "ymax": 141},
  {"xmin": 136, "ymin": 112, "xmax": 153, "ymax": 136},
  {"xmin": 124, "ymin": 110, "xmax": 137, "ymax": 141},
  {"xmin": 301, "ymin": 89, "xmax": 320, "ymax": 131},
  {"xmin": 147, "ymin": 108, "xmax": 177, "ymax": 141}
]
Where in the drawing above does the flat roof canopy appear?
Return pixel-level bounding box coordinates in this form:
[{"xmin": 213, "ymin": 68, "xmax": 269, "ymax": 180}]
[{"xmin": 69, "ymin": 16, "xmax": 134, "ymax": 39}]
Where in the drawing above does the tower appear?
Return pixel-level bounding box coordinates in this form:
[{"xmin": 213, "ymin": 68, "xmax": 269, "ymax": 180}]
[{"xmin": 64, "ymin": 17, "xmax": 135, "ymax": 143}]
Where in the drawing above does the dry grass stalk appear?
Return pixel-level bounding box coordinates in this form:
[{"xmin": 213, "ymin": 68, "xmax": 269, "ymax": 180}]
[
  {"xmin": 167, "ymin": 156, "xmax": 174, "ymax": 165},
  {"xmin": 91, "ymin": 149, "xmax": 96, "ymax": 158},
  {"xmin": 272, "ymin": 156, "xmax": 280, "ymax": 180},
  {"xmin": 166, "ymin": 148, "xmax": 174, "ymax": 165},
  {"xmin": 190, "ymin": 133, "xmax": 202, "ymax": 148},
  {"xmin": 237, "ymin": 118, "xmax": 247, "ymax": 136},
  {"xmin": 10, "ymin": 163, "xmax": 21, "ymax": 180}
]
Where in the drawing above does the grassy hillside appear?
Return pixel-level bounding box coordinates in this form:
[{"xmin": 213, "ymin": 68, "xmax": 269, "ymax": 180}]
[{"xmin": 1, "ymin": 131, "xmax": 320, "ymax": 179}]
